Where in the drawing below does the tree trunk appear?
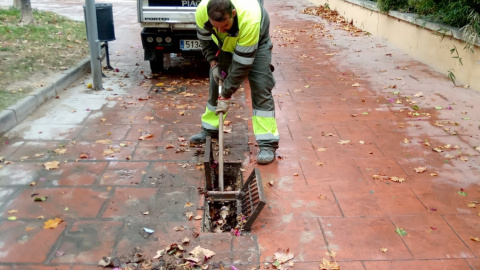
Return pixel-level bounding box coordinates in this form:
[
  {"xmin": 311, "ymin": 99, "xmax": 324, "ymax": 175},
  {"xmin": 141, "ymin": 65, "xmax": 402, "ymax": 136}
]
[
  {"xmin": 19, "ymin": 0, "xmax": 35, "ymax": 25},
  {"xmin": 13, "ymin": 0, "xmax": 21, "ymax": 8}
]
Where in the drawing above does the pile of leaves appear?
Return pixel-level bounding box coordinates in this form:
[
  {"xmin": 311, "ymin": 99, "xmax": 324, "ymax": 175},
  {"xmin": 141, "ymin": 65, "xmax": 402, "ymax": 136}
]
[
  {"xmin": 99, "ymin": 244, "xmax": 216, "ymax": 270},
  {"xmin": 300, "ymin": 6, "xmax": 367, "ymax": 36}
]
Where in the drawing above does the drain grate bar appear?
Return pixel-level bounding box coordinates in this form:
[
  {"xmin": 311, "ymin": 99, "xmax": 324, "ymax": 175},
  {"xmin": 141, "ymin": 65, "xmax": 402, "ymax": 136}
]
[{"xmin": 237, "ymin": 168, "xmax": 266, "ymax": 231}]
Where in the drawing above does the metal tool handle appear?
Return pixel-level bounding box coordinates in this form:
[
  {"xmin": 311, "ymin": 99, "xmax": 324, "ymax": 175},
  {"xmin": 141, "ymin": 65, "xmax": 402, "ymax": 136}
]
[{"xmin": 218, "ymin": 80, "xmax": 224, "ymax": 191}]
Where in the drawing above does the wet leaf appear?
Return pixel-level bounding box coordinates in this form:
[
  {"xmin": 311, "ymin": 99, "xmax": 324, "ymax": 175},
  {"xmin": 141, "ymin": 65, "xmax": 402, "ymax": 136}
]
[
  {"xmin": 43, "ymin": 161, "xmax": 60, "ymax": 170},
  {"xmin": 319, "ymin": 258, "xmax": 340, "ymax": 270},
  {"xmin": 389, "ymin": 176, "xmax": 405, "ymax": 183},
  {"xmin": 274, "ymin": 248, "xmax": 294, "ymax": 264},
  {"xmin": 53, "ymin": 148, "xmax": 67, "ymax": 155},
  {"xmin": 414, "ymin": 166, "xmax": 427, "ymax": 173},
  {"xmin": 96, "ymin": 139, "xmax": 112, "ymax": 144},
  {"xmin": 395, "ymin": 227, "xmax": 407, "ymax": 236},
  {"xmin": 34, "ymin": 196, "xmax": 48, "ymax": 202},
  {"xmin": 44, "ymin": 218, "xmax": 63, "ymax": 229},
  {"xmin": 153, "ymin": 249, "xmax": 165, "ymax": 259}
]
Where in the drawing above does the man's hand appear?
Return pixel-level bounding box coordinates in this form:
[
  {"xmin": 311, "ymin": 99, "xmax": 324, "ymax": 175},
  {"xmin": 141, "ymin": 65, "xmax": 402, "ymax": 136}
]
[
  {"xmin": 215, "ymin": 96, "xmax": 230, "ymax": 115},
  {"xmin": 211, "ymin": 63, "xmax": 221, "ymax": 85}
]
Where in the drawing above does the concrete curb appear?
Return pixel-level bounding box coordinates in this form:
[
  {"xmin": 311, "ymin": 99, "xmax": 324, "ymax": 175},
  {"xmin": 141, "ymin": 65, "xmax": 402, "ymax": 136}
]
[{"xmin": 0, "ymin": 58, "xmax": 91, "ymax": 134}]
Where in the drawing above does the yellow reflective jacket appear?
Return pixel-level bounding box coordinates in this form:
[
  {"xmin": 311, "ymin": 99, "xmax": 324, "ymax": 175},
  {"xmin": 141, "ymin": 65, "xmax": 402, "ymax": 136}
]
[{"xmin": 196, "ymin": 0, "xmax": 269, "ymax": 97}]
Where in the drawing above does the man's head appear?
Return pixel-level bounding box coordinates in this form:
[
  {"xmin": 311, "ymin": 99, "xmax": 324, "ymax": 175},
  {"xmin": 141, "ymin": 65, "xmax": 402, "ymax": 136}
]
[{"xmin": 207, "ymin": 0, "xmax": 236, "ymax": 33}]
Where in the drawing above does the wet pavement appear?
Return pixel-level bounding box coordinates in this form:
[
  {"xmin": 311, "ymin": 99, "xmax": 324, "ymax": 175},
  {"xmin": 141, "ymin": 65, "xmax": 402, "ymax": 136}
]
[{"xmin": 1, "ymin": 0, "xmax": 480, "ymax": 269}]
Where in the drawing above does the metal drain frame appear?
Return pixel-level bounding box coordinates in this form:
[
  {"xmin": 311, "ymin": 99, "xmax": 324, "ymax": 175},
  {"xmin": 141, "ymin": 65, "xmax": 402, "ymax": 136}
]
[{"xmin": 203, "ymin": 136, "xmax": 266, "ymax": 231}]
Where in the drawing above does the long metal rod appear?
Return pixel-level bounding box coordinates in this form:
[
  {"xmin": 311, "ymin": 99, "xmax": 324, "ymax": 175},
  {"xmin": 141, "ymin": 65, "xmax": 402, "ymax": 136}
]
[{"xmin": 218, "ymin": 80, "xmax": 224, "ymax": 191}]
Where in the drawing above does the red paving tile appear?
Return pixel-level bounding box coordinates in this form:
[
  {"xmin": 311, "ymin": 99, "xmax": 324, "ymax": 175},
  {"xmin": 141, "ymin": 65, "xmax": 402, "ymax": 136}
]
[
  {"xmin": 99, "ymin": 161, "xmax": 149, "ymax": 185},
  {"xmin": 51, "ymin": 221, "xmax": 123, "ymax": 264},
  {"xmin": 39, "ymin": 162, "xmax": 107, "ymax": 186},
  {"xmin": 102, "ymin": 187, "xmax": 200, "ymax": 221},
  {"xmin": 299, "ymin": 158, "xmax": 365, "ymax": 185},
  {"xmin": 331, "ymin": 182, "xmax": 426, "ymax": 217},
  {"xmin": 0, "ymin": 162, "xmax": 45, "ymax": 186},
  {"xmin": 75, "ymin": 124, "xmax": 131, "ymax": 141},
  {"xmin": 3, "ymin": 187, "xmax": 108, "ymax": 219},
  {"xmin": 0, "ymin": 220, "xmax": 65, "ymax": 263},
  {"xmin": 390, "ymin": 214, "xmax": 474, "ymax": 259},
  {"xmin": 319, "ymin": 217, "xmax": 412, "ymax": 261},
  {"xmin": 6, "ymin": 141, "xmax": 61, "ymax": 162},
  {"xmin": 10, "ymin": 266, "xmax": 71, "ymax": 270},
  {"xmin": 363, "ymin": 259, "xmax": 472, "ymax": 269},
  {"xmin": 444, "ymin": 214, "xmax": 480, "ymax": 257},
  {"xmin": 254, "ymin": 216, "xmax": 328, "ymax": 262},
  {"xmin": 123, "ymin": 124, "xmax": 166, "ymax": 141},
  {"xmin": 145, "ymin": 161, "xmax": 205, "ymax": 187},
  {"xmin": 62, "ymin": 140, "xmax": 137, "ymax": 161},
  {"xmin": 133, "ymin": 141, "xmax": 197, "ymax": 161}
]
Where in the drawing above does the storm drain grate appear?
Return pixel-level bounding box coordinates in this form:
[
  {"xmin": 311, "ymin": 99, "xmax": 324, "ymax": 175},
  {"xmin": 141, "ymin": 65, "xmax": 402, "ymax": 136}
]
[
  {"xmin": 148, "ymin": 85, "xmax": 188, "ymax": 94},
  {"xmin": 236, "ymin": 168, "xmax": 266, "ymax": 231}
]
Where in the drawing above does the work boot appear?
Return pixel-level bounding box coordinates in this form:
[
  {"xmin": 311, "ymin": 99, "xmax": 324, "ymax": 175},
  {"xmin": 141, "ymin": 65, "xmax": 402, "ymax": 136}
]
[
  {"xmin": 190, "ymin": 130, "xmax": 216, "ymax": 145},
  {"xmin": 256, "ymin": 149, "xmax": 275, "ymax": 165}
]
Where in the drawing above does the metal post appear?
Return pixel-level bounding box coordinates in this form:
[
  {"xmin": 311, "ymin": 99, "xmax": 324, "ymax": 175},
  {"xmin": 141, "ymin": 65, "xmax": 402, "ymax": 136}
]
[{"xmin": 85, "ymin": 0, "xmax": 103, "ymax": 90}]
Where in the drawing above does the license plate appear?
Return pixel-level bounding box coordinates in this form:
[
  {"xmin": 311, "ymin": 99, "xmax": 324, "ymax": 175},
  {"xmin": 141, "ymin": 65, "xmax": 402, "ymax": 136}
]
[{"xmin": 180, "ymin": 39, "xmax": 201, "ymax": 51}]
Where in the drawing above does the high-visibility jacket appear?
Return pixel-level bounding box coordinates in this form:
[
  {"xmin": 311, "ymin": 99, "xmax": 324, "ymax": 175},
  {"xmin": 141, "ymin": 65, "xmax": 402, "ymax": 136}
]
[{"xmin": 196, "ymin": 0, "xmax": 269, "ymax": 98}]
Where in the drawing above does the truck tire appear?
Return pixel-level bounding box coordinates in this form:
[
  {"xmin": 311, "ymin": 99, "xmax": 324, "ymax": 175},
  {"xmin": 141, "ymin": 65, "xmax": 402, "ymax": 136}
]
[{"xmin": 149, "ymin": 58, "xmax": 164, "ymax": 74}]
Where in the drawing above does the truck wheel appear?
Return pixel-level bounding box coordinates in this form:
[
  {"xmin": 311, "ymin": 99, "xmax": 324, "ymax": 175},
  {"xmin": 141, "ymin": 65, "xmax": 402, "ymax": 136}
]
[{"xmin": 149, "ymin": 59, "xmax": 164, "ymax": 74}]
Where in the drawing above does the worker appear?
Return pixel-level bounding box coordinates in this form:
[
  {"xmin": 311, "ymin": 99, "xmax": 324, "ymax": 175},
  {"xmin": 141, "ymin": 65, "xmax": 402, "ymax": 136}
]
[{"xmin": 191, "ymin": 0, "xmax": 279, "ymax": 165}]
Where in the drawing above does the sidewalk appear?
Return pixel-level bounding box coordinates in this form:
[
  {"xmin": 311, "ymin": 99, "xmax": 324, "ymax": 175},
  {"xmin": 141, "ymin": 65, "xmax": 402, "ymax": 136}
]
[{"xmin": 1, "ymin": 0, "xmax": 480, "ymax": 269}]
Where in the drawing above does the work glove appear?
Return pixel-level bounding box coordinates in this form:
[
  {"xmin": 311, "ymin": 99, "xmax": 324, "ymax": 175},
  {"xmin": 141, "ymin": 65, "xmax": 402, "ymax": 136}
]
[
  {"xmin": 215, "ymin": 96, "xmax": 230, "ymax": 115},
  {"xmin": 211, "ymin": 63, "xmax": 221, "ymax": 85}
]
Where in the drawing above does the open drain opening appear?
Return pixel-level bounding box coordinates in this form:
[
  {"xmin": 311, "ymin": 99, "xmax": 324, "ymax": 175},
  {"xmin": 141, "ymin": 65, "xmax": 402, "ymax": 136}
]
[{"xmin": 201, "ymin": 137, "xmax": 266, "ymax": 233}]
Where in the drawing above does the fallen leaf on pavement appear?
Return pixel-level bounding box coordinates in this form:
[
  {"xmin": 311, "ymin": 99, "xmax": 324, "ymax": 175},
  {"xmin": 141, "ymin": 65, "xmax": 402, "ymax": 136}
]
[
  {"xmin": 395, "ymin": 227, "xmax": 407, "ymax": 236},
  {"xmin": 470, "ymin": 236, "xmax": 480, "ymax": 242},
  {"xmin": 379, "ymin": 247, "xmax": 388, "ymax": 253},
  {"xmin": 44, "ymin": 218, "xmax": 64, "ymax": 229},
  {"xmin": 185, "ymin": 202, "xmax": 194, "ymax": 208},
  {"xmin": 43, "ymin": 161, "xmax": 60, "ymax": 170},
  {"xmin": 274, "ymin": 248, "xmax": 294, "ymax": 264},
  {"xmin": 414, "ymin": 166, "xmax": 427, "ymax": 173}
]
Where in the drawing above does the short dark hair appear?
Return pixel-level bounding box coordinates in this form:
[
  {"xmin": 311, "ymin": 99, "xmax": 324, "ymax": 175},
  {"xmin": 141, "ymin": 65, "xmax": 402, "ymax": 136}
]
[{"xmin": 207, "ymin": 0, "xmax": 234, "ymax": 22}]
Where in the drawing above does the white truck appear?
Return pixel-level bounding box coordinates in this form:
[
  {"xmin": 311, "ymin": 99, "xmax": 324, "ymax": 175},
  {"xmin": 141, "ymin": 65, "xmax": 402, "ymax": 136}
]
[{"xmin": 137, "ymin": 0, "xmax": 202, "ymax": 73}]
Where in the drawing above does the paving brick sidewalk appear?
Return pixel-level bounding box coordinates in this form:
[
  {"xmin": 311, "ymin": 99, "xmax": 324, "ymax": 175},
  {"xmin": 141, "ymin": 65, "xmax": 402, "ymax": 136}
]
[{"xmin": 1, "ymin": 0, "xmax": 480, "ymax": 269}]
